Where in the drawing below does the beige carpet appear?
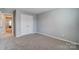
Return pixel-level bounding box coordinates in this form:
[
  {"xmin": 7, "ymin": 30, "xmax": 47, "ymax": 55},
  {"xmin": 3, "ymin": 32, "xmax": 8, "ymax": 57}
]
[{"xmin": 0, "ymin": 33, "xmax": 78, "ymax": 50}]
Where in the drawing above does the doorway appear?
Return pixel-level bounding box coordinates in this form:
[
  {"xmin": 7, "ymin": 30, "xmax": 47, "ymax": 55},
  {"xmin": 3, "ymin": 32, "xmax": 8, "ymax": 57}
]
[
  {"xmin": 4, "ymin": 13, "xmax": 14, "ymax": 38},
  {"xmin": 0, "ymin": 13, "xmax": 14, "ymax": 38}
]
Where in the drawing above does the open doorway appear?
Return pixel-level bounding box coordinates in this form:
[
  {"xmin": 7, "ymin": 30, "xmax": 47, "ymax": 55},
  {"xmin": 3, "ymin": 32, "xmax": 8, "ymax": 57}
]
[
  {"xmin": 0, "ymin": 13, "xmax": 14, "ymax": 38},
  {"xmin": 4, "ymin": 13, "xmax": 14, "ymax": 38}
]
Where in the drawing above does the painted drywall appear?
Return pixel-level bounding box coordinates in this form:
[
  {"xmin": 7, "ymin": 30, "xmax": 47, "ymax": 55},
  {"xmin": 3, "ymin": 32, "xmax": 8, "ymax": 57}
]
[
  {"xmin": 37, "ymin": 8, "xmax": 79, "ymax": 43},
  {"xmin": 77, "ymin": 12, "xmax": 79, "ymax": 42},
  {"xmin": 15, "ymin": 10, "xmax": 37, "ymax": 37}
]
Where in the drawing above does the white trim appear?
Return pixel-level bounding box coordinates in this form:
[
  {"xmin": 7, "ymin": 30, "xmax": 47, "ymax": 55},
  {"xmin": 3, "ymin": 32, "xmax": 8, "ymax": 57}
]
[
  {"xmin": 16, "ymin": 32, "xmax": 36, "ymax": 37},
  {"xmin": 16, "ymin": 34, "xmax": 23, "ymax": 37},
  {"xmin": 37, "ymin": 32, "xmax": 79, "ymax": 45}
]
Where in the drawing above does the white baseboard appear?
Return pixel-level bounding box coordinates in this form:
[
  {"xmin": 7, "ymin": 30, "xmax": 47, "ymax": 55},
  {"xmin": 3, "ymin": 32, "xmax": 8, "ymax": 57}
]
[
  {"xmin": 16, "ymin": 34, "xmax": 23, "ymax": 37},
  {"xmin": 16, "ymin": 32, "xmax": 36, "ymax": 37},
  {"xmin": 37, "ymin": 32, "xmax": 79, "ymax": 45}
]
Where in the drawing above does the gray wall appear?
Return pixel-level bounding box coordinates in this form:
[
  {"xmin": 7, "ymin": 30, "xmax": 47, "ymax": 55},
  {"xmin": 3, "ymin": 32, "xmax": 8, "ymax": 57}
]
[
  {"xmin": 37, "ymin": 8, "xmax": 79, "ymax": 43},
  {"xmin": 15, "ymin": 10, "xmax": 37, "ymax": 37}
]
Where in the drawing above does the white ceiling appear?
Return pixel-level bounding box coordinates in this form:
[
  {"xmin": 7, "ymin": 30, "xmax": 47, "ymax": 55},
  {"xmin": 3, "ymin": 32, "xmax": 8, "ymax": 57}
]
[
  {"xmin": 0, "ymin": 8, "xmax": 55, "ymax": 14},
  {"xmin": 17, "ymin": 8, "xmax": 55, "ymax": 14}
]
